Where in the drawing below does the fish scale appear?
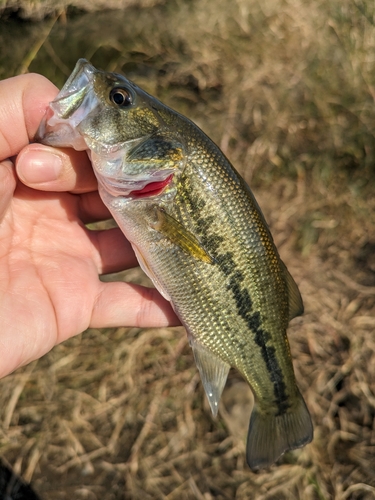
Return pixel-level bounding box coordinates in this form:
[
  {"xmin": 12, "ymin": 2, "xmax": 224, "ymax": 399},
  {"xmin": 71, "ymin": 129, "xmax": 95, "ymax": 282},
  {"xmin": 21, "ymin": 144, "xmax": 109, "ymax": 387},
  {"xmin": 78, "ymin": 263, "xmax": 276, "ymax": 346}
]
[
  {"xmin": 171, "ymin": 161, "xmax": 288, "ymax": 377},
  {"xmin": 37, "ymin": 58, "xmax": 313, "ymax": 470}
]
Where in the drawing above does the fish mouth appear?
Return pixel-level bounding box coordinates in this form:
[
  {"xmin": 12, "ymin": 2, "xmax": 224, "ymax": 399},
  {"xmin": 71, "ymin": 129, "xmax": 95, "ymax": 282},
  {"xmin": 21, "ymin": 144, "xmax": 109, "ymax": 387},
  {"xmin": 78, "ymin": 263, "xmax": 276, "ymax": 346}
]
[
  {"xmin": 99, "ymin": 173, "xmax": 174, "ymax": 199},
  {"xmin": 36, "ymin": 59, "xmax": 97, "ymax": 148}
]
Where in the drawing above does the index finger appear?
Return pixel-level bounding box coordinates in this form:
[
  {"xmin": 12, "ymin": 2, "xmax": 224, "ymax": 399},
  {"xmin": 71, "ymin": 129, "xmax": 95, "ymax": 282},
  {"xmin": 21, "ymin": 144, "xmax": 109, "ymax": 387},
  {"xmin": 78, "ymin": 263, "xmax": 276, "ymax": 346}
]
[
  {"xmin": 0, "ymin": 73, "xmax": 58, "ymax": 160},
  {"xmin": 1, "ymin": 74, "xmax": 98, "ymax": 194}
]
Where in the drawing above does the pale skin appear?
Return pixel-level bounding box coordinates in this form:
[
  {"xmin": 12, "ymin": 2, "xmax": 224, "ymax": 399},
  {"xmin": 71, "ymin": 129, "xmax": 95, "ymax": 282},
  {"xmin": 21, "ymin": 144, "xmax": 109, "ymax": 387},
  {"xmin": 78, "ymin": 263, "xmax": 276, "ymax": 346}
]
[{"xmin": 0, "ymin": 73, "xmax": 179, "ymax": 379}]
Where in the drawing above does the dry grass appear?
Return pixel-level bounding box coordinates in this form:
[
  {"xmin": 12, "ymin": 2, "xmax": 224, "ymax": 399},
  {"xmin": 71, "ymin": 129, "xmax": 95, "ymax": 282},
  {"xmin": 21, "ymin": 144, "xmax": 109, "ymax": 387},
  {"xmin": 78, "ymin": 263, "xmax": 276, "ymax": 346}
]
[
  {"xmin": 1, "ymin": 0, "xmax": 375, "ymax": 498},
  {"xmin": 0, "ymin": 0, "xmax": 163, "ymax": 20}
]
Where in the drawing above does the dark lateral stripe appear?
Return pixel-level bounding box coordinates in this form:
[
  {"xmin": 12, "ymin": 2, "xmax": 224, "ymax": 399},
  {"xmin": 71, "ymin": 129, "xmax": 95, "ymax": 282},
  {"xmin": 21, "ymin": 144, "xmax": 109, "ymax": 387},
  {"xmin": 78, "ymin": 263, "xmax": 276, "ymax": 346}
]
[
  {"xmin": 180, "ymin": 180, "xmax": 290, "ymax": 415},
  {"xmin": 226, "ymin": 274, "xmax": 290, "ymax": 415}
]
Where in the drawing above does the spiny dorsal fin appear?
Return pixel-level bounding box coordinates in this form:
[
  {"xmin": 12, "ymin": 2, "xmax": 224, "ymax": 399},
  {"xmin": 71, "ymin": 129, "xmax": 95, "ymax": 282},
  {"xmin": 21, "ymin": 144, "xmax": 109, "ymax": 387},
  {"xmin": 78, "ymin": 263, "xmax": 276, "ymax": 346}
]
[
  {"xmin": 153, "ymin": 207, "xmax": 213, "ymax": 264},
  {"xmin": 281, "ymin": 261, "xmax": 304, "ymax": 320},
  {"xmin": 190, "ymin": 339, "xmax": 230, "ymax": 417}
]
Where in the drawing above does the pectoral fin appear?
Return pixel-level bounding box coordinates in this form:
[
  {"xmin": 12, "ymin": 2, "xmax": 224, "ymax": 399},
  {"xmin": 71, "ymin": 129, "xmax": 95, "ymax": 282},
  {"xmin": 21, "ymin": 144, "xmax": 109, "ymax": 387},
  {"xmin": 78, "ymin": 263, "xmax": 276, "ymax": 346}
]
[
  {"xmin": 153, "ymin": 208, "xmax": 213, "ymax": 264},
  {"xmin": 190, "ymin": 339, "xmax": 230, "ymax": 416}
]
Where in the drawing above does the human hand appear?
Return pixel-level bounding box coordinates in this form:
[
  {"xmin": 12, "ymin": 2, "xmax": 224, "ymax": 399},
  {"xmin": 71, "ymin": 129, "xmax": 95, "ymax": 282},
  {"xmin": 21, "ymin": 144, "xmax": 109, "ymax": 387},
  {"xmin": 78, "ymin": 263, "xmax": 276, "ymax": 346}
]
[{"xmin": 0, "ymin": 73, "xmax": 179, "ymax": 378}]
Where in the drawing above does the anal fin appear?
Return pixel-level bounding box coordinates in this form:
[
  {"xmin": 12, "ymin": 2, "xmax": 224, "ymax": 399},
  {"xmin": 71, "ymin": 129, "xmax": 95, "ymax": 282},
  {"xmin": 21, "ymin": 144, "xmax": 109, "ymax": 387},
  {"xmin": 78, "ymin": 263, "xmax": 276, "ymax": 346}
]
[{"xmin": 190, "ymin": 339, "xmax": 230, "ymax": 417}]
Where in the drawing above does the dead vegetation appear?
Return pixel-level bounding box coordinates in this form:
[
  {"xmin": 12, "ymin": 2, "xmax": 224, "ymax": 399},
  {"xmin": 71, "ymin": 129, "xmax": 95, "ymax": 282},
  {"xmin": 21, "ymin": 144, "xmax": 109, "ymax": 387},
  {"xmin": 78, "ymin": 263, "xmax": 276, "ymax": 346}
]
[
  {"xmin": 0, "ymin": 0, "xmax": 375, "ymax": 498},
  {"xmin": 0, "ymin": 0, "xmax": 163, "ymax": 21}
]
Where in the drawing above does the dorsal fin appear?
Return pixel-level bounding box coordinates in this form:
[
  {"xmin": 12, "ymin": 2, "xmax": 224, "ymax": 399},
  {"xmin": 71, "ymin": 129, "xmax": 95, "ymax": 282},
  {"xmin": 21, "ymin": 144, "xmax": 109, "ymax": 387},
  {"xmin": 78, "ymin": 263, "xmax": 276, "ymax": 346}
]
[
  {"xmin": 190, "ymin": 339, "xmax": 230, "ymax": 416},
  {"xmin": 281, "ymin": 261, "xmax": 304, "ymax": 320}
]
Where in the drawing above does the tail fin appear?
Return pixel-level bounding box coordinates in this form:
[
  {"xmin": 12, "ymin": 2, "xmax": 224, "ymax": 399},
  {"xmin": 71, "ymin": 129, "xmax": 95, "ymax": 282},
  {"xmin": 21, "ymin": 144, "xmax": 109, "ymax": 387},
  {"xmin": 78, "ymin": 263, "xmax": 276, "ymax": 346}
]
[{"xmin": 246, "ymin": 390, "xmax": 313, "ymax": 471}]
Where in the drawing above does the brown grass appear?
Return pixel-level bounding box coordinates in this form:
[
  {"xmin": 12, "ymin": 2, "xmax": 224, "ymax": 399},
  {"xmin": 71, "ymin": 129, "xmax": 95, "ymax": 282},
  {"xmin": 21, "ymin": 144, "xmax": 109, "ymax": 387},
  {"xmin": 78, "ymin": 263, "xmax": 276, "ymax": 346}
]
[{"xmin": 1, "ymin": 0, "xmax": 375, "ymax": 498}]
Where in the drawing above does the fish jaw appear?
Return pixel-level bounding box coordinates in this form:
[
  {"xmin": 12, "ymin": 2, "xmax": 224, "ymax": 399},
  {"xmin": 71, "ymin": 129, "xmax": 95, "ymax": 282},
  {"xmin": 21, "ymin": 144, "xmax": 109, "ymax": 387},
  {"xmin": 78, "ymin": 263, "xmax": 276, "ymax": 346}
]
[
  {"xmin": 36, "ymin": 59, "xmax": 135, "ymax": 155},
  {"xmin": 37, "ymin": 59, "xmax": 185, "ymax": 200},
  {"xmin": 36, "ymin": 59, "xmax": 97, "ymax": 150}
]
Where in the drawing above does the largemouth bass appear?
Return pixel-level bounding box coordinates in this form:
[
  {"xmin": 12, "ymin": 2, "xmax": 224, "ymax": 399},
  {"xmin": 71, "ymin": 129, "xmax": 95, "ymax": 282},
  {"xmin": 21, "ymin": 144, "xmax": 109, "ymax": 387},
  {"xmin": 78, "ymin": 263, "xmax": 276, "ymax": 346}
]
[{"xmin": 37, "ymin": 59, "xmax": 313, "ymax": 470}]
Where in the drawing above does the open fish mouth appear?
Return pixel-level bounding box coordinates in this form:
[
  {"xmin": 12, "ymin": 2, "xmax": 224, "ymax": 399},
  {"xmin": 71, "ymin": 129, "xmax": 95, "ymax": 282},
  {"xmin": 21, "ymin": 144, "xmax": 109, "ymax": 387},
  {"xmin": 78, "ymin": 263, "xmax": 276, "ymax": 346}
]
[{"xmin": 35, "ymin": 61, "xmax": 97, "ymax": 150}]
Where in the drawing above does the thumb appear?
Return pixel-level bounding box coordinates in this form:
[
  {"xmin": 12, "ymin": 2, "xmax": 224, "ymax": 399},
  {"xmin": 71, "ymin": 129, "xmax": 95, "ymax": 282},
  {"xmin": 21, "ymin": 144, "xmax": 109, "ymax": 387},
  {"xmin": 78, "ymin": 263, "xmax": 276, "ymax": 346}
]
[{"xmin": 0, "ymin": 161, "xmax": 17, "ymax": 222}]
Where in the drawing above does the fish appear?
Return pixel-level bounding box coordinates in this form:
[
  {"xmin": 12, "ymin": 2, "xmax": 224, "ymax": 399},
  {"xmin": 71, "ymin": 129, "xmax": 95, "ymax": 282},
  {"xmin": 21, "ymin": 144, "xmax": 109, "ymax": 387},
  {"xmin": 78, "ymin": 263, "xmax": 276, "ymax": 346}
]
[{"xmin": 37, "ymin": 59, "xmax": 313, "ymax": 470}]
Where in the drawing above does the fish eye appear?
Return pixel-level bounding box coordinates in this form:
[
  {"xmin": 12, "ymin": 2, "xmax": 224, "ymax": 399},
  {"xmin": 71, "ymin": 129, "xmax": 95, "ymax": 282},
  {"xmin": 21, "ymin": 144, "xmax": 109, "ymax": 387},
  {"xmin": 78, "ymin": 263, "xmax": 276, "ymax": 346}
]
[{"xmin": 109, "ymin": 87, "xmax": 132, "ymax": 107}]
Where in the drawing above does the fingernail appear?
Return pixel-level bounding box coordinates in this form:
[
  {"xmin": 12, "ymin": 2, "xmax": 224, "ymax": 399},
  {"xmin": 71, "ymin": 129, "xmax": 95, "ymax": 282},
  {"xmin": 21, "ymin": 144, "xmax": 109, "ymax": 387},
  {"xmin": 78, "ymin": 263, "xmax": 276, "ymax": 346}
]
[{"xmin": 17, "ymin": 149, "xmax": 63, "ymax": 184}]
